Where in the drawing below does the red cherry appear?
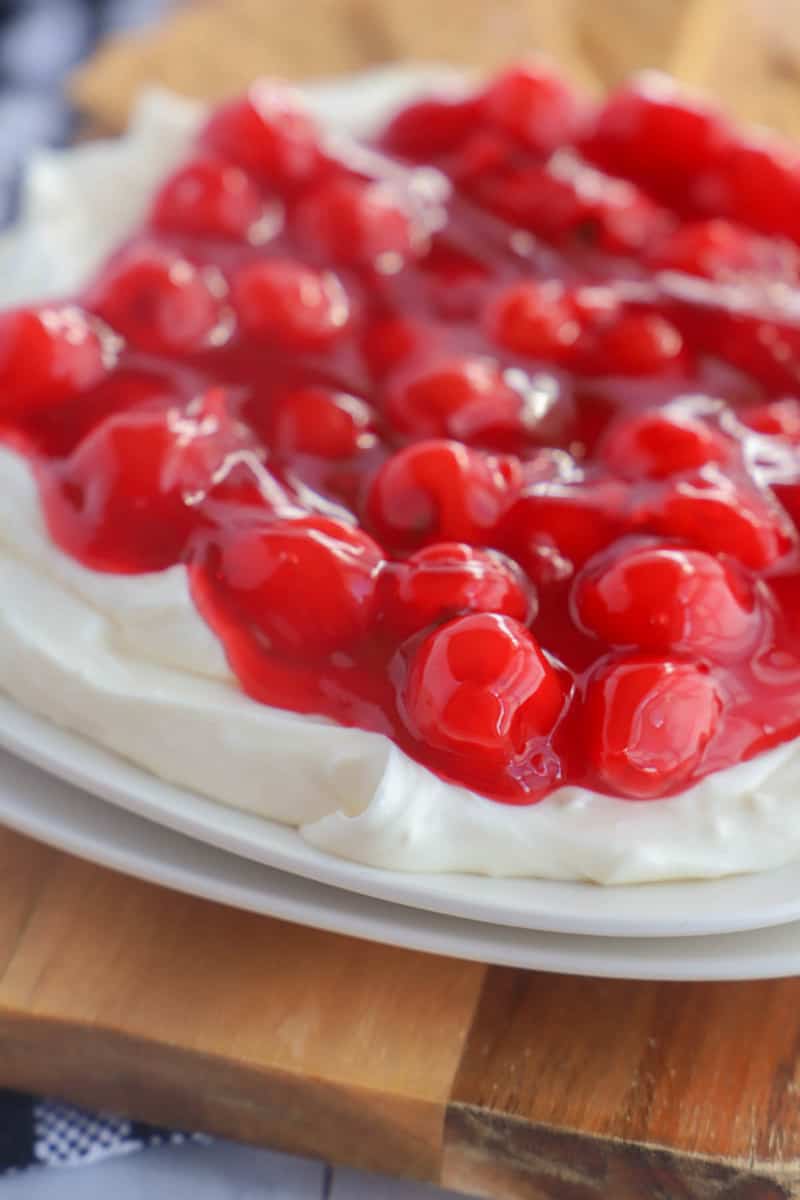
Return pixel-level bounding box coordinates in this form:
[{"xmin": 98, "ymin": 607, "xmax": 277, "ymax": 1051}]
[
  {"xmin": 584, "ymin": 74, "xmax": 730, "ymax": 193},
  {"xmin": 448, "ymin": 129, "xmax": 518, "ymax": 186},
  {"xmin": 214, "ymin": 514, "xmax": 383, "ymax": 654},
  {"xmin": 199, "ymin": 81, "xmax": 321, "ymax": 188},
  {"xmin": 585, "ymin": 655, "xmax": 721, "ymax": 799},
  {"xmin": 381, "ymin": 95, "xmax": 483, "ymax": 158},
  {"xmin": 366, "ymin": 439, "xmax": 519, "ymax": 549},
  {"xmin": 599, "ymin": 409, "xmax": 729, "ymax": 478},
  {"xmin": 697, "ymin": 135, "xmax": 800, "ymax": 239},
  {"xmin": 482, "ymin": 61, "xmax": 583, "ymax": 153},
  {"xmin": 50, "ymin": 391, "xmax": 250, "ymax": 571},
  {"xmin": 294, "ymin": 177, "xmax": 416, "ymax": 268},
  {"xmin": 477, "ymin": 157, "xmax": 671, "ymax": 256},
  {"xmin": 362, "ymin": 316, "xmax": 432, "ymax": 377},
  {"xmin": 485, "ymin": 280, "xmax": 580, "ymax": 361},
  {"xmin": 379, "ymin": 542, "xmax": 532, "ymax": 640},
  {"xmin": 501, "ymin": 477, "xmax": 629, "ymax": 585},
  {"xmin": 589, "ymin": 313, "xmax": 683, "ymax": 376},
  {"xmin": 582, "ymin": 185, "xmax": 674, "ymax": 256},
  {"xmin": 658, "ymin": 279, "xmax": 800, "ymax": 393},
  {"xmin": 150, "ymin": 156, "xmax": 268, "ymax": 241},
  {"xmin": 265, "ymin": 386, "xmax": 373, "ymax": 458},
  {"xmin": 401, "ymin": 612, "xmax": 565, "ymax": 761},
  {"xmin": 0, "ymin": 306, "xmax": 113, "ymax": 413},
  {"xmin": 89, "ymin": 245, "xmax": 223, "ymax": 353},
  {"xmin": 643, "ymin": 469, "xmax": 796, "ymax": 569},
  {"xmin": 649, "ymin": 219, "xmax": 799, "ymax": 281},
  {"xmin": 232, "ymin": 259, "xmax": 351, "ymax": 347},
  {"xmin": 23, "ymin": 369, "xmax": 178, "ymax": 458},
  {"xmin": 741, "ymin": 398, "xmax": 800, "ymax": 440},
  {"xmin": 574, "ymin": 543, "xmax": 758, "ymax": 660},
  {"xmin": 384, "ymin": 356, "xmax": 525, "ymax": 442}
]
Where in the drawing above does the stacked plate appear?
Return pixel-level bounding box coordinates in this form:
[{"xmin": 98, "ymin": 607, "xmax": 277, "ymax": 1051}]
[{"xmin": 1, "ymin": 693, "xmax": 800, "ymax": 981}]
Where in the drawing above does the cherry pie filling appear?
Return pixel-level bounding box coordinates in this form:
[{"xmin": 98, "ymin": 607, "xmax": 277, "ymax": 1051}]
[{"xmin": 5, "ymin": 65, "xmax": 800, "ymax": 804}]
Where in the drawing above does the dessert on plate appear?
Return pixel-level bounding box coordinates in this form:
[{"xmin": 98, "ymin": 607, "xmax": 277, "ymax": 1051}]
[{"xmin": 2, "ymin": 61, "xmax": 800, "ymax": 882}]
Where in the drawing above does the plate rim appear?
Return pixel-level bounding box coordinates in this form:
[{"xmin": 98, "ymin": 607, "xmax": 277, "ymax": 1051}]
[
  {"xmin": 1, "ymin": 693, "xmax": 800, "ymax": 939},
  {"xmin": 1, "ymin": 741, "xmax": 800, "ymax": 980}
]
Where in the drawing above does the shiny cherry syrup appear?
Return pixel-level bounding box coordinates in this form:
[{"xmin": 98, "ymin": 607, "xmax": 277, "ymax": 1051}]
[{"xmin": 5, "ymin": 64, "xmax": 800, "ymax": 804}]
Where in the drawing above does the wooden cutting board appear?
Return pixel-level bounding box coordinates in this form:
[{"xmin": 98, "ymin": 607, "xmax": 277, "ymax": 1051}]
[
  {"xmin": 1, "ymin": 0, "xmax": 799, "ymax": 1196},
  {"xmin": 1, "ymin": 826, "xmax": 799, "ymax": 1199}
]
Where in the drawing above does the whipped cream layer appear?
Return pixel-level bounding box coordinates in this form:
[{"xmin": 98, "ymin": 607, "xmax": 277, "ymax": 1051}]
[{"xmin": 1, "ymin": 73, "xmax": 799, "ymax": 884}]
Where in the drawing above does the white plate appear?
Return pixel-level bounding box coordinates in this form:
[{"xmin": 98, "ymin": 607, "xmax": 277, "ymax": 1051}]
[
  {"xmin": 1, "ymin": 695, "xmax": 800, "ymax": 940},
  {"xmin": 3, "ymin": 64, "xmax": 800, "ymax": 944},
  {"xmin": 1, "ymin": 742, "xmax": 800, "ymax": 980}
]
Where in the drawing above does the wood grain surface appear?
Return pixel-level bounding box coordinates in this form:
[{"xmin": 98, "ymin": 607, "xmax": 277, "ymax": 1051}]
[
  {"xmin": 0, "ymin": 828, "xmax": 799, "ymax": 1197},
  {"xmin": 0, "ymin": 832, "xmax": 483, "ymax": 1179},
  {"xmin": 1, "ymin": 0, "xmax": 799, "ymax": 1196}
]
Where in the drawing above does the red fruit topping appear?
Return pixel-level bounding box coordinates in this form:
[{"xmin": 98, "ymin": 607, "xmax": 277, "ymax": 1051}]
[
  {"xmin": 150, "ymin": 157, "xmax": 269, "ymax": 241},
  {"xmin": 698, "ymin": 135, "xmax": 800, "ymax": 238},
  {"xmin": 586, "ymin": 656, "xmax": 721, "ymax": 799},
  {"xmin": 599, "ymin": 408, "xmax": 729, "ymax": 478},
  {"xmin": 643, "ymin": 469, "xmax": 795, "ymax": 569},
  {"xmin": 379, "ymin": 542, "xmax": 532, "ymax": 639},
  {"xmin": 21, "ymin": 369, "xmax": 175, "ymax": 459},
  {"xmin": 381, "ymin": 95, "xmax": 481, "ymax": 158},
  {"xmin": 741, "ymin": 398, "xmax": 800, "ymax": 440},
  {"xmin": 584, "ymin": 73, "xmax": 730, "ymax": 196},
  {"xmin": 486, "ymin": 280, "xmax": 580, "ymax": 361},
  {"xmin": 88, "ymin": 246, "xmax": 223, "ymax": 353},
  {"xmin": 295, "ymin": 177, "xmax": 416, "ymax": 268},
  {"xmin": 574, "ymin": 543, "xmax": 757, "ymax": 660},
  {"xmin": 448, "ymin": 128, "xmax": 518, "ymax": 185},
  {"xmin": 588, "ymin": 313, "xmax": 683, "ymax": 376},
  {"xmin": 474, "ymin": 155, "xmax": 672, "ymax": 256},
  {"xmin": 366, "ymin": 439, "xmax": 518, "ymax": 549},
  {"xmin": 482, "ymin": 61, "xmax": 584, "ymax": 153},
  {"xmin": 401, "ymin": 612, "xmax": 566, "ymax": 761},
  {"xmin": 214, "ymin": 515, "xmax": 383, "ymax": 654},
  {"xmin": 199, "ymin": 81, "xmax": 321, "ymax": 188},
  {"xmin": 266, "ymin": 386, "xmax": 373, "ymax": 458},
  {"xmin": 10, "ymin": 65, "xmax": 800, "ymax": 808},
  {"xmin": 49, "ymin": 391, "xmax": 251, "ymax": 571},
  {"xmin": 362, "ymin": 315, "xmax": 431, "ymax": 377},
  {"xmin": 0, "ymin": 306, "xmax": 113, "ymax": 413},
  {"xmin": 384, "ymin": 356, "xmax": 527, "ymax": 442},
  {"xmin": 649, "ymin": 218, "xmax": 800, "ymax": 281},
  {"xmin": 501, "ymin": 477, "xmax": 629, "ymax": 585},
  {"xmin": 232, "ymin": 259, "xmax": 351, "ymax": 347}
]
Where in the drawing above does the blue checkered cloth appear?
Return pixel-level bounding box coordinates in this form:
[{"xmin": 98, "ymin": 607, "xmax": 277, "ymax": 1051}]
[
  {"xmin": 0, "ymin": 0, "xmax": 188, "ymax": 1175},
  {"xmin": 0, "ymin": 1090, "xmax": 205, "ymax": 1175}
]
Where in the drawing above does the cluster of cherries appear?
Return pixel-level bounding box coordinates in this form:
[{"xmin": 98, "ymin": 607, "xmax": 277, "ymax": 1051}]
[{"xmin": 4, "ymin": 63, "xmax": 800, "ymax": 803}]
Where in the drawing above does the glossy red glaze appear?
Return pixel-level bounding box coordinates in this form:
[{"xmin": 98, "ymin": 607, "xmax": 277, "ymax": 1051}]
[
  {"xmin": 378, "ymin": 542, "xmax": 532, "ymax": 640},
  {"xmin": 585, "ymin": 656, "xmax": 722, "ymax": 799},
  {"xmin": 0, "ymin": 306, "xmax": 114, "ymax": 412},
  {"xmin": 231, "ymin": 258, "xmax": 351, "ymax": 346},
  {"xmin": 400, "ymin": 613, "xmax": 567, "ymax": 782},
  {"xmin": 294, "ymin": 176, "xmax": 416, "ymax": 268},
  {"xmin": 150, "ymin": 156, "xmax": 268, "ymax": 241},
  {"xmin": 5, "ymin": 66, "xmax": 800, "ymax": 805},
  {"xmin": 383, "ymin": 356, "xmax": 528, "ymax": 444},
  {"xmin": 87, "ymin": 243, "xmax": 224, "ymax": 354},
  {"xmin": 261, "ymin": 385, "xmax": 374, "ymax": 459},
  {"xmin": 573, "ymin": 542, "xmax": 758, "ymax": 660},
  {"xmin": 199, "ymin": 81, "xmax": 322, "ymax": 187},
  {"xmin": 599, "ymin": 406, "xmax": 731, "ymax": 478}
]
